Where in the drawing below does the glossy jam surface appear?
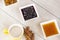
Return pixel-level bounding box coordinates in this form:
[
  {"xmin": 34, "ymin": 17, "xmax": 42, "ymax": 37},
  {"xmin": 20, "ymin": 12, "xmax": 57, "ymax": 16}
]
[
  {"xmin": 43, "ymin": 22, "xmax": 59, "ymax": 37},
  {"xmin": 21, "ymin": 6, "xmax": 37, "ymax": 20},
  {"xmin": 4, "ymin": 0, "xmax": 17, "ymax": 6}
]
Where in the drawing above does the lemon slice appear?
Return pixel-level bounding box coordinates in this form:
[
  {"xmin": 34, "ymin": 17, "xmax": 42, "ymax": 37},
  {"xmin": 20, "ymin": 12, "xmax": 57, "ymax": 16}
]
[{"xmin": 3, "ymin": 28, "xmax": 9, "ymax": 35}]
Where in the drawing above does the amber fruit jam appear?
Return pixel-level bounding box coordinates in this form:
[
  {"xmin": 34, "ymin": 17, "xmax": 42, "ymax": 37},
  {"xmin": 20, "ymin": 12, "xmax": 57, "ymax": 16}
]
[{"xmin": 43, "ymin": 22, "xmax": 59, "ymax": 37}]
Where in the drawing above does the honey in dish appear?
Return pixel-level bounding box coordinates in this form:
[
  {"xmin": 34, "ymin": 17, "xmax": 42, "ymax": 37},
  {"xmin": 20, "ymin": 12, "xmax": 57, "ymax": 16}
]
[{"xmin": 42, "ymin": 22, "xmax": 59, "ymax": 37}]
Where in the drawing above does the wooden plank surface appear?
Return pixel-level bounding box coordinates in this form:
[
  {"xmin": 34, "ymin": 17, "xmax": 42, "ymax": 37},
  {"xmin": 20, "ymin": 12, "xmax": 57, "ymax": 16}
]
[{"xmin": 0, "ymin": 0, "xmax": 60, "ymax": 40}]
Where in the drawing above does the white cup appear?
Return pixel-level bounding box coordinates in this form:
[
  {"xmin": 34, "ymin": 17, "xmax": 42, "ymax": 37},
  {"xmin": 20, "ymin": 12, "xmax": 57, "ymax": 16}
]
[
  {"xmin": 8, "ymin": 24, "xmax": 24, "ymax": 38},
  {"xmin": 40, "ymin": 20, "xmax": 60, "ymax": 39}
]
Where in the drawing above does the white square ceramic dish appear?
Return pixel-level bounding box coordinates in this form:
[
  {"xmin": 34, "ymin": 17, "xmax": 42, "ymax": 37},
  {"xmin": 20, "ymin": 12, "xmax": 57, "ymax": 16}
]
[
  {"xmin": 40, "ymin": 20, "xmax": 60, "ymax": 39},
  {"xmin": 19, "ymin": 4, "xmax": 39, "ymax": 22},
  {"xmin": 2, "ymin": 0, "xmax": 19, "ymax": 7}
]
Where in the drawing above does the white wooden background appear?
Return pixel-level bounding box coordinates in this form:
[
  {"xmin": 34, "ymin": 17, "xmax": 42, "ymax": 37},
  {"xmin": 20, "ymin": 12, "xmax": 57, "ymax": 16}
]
[{"xmin": 0, "ymin": 0, "xmax": 60, "ymax": 40}]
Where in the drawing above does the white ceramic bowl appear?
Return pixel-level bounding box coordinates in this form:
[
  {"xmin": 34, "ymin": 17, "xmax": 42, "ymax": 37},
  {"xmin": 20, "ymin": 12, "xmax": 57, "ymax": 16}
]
[{"xmin": 8, "ymin": 24, "xmax": 24, "ymax": 38}]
